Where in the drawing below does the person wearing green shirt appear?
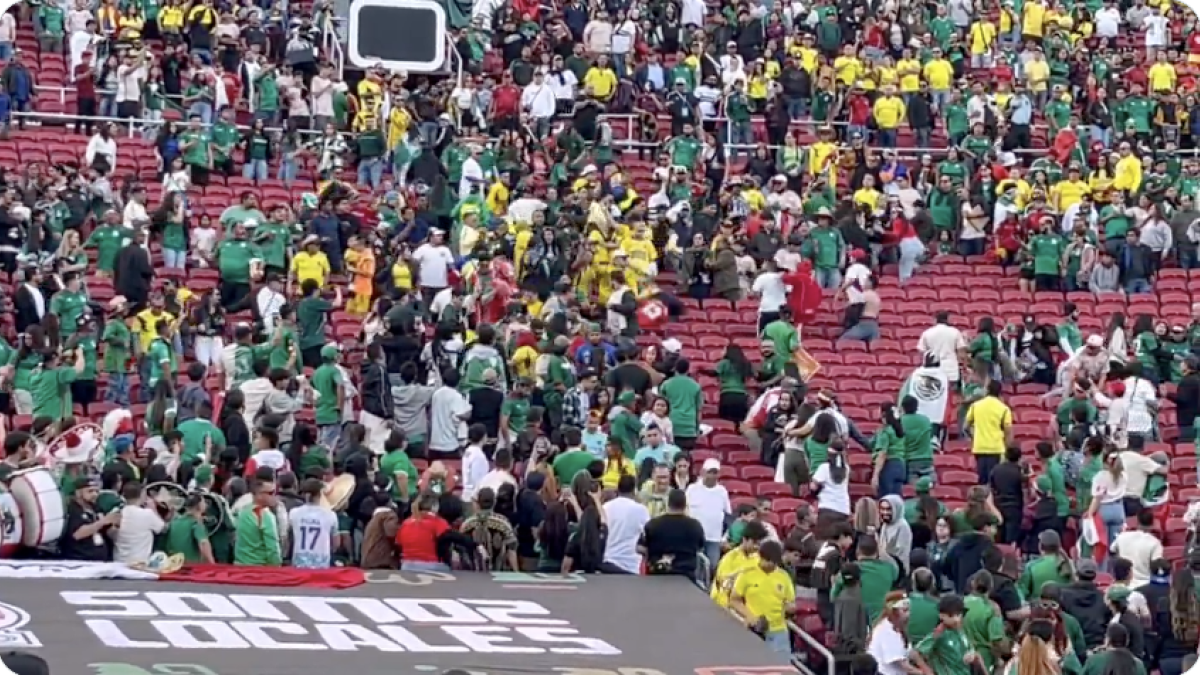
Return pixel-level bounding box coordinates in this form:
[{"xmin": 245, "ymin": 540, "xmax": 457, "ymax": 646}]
[
  {"xmin": 872, "ymin": 404, "xmax": 907, "ymax": 497},
  {"xmin": 253, "ymin": 209, "xmax": 294, "ymax": 273},
  {"xmin": 1027, "ymin": 226, "xmax": 1066, "ymax": 290},
  {"xmin": 267, "ymin": 306, "xmax": 300, "ymax": 374},
  {"xmin": 84, "ymin": 212, "xmax": 133, "ymax": 274},
  {"xmin": 553, "ymin": 428, "xmax": 597, "ymax": 485},
  {"xmin": 808, "ymin": 216, "xmax": 844, "ymax": 289},
  {"xmin": 210, "ymin": 108, "xmax": 241, "ymax": 175},
  {"xmin": 177, "ymin": 405, "xmax": 226, "ymax": 465},
  {"xmin": 1078, "ymin": 603, "xmax": 1147, "ymax": 675},
  {"xmin": 660, "ymin": 361, "xmax": 703, "ymax": 448},
  {"xmin": 163, "ymin": 494, "xmax": 216, "ymax": 564},
  {"xmin": 904, "ymin": 476, "xmax": 947, "ymax": 526},
  {"xmin": 500, "ymin": 383, "xmax": 531, "ymax": 446},
  {"xmin": 49, "ymin": 273, "xmax": 89, "ymax": 340},
  {"xmin": 942, "ymin": 96, "xmax": 970, "ymax": 144},
  {"xmin": 102, "ymin": 306, "xmax": 135, "ymax": 406},
  {"xmin": 216, "ymin": 222, "xmax": 263, "ymax": 308},
  {"xmin": 179, "ymin": 115, "xmax": 213, "ymax": 174},
  {"xmin": 379, "ymin": 431, "xmax": 417, "ymax": 502},
  {"xmin": 1019, "ymin": 530, "xmax": 1074, "ymax": 601},
  {"xmin": 712, "ymin": 348, "xmax": 752, "ymax": 427},
  {"xmin": 912, "ymin": 595, "xmax": 976, "ymax": 675},
  {"xmin": 72, "ymin": 320, "xmax": 100, "ymax": 415},
  {"xmin": 830, "ymin": 536, "xmax": 899, "ymax": 624},
  {"xmin": 30, "ymin": 348, "xmax": 84, "ymax": 420},
  {"xmin": 1123, "ymin": 92, "xmax": 1155, "ymax": 135},
  {"xmin": 1056, "ymin": 394, "xmax": 1097, "ymax": 436},
  {"xmin": 255, "ymin": 65, "xmax": 281, "ymax": 123},
  {"xmin": 145, "ymin": 321, "xmax": 176, "ymax": 389},
  {"xmin": 899, "ymin": 397, "xmax": 934, "ymax": 485},
  {"xmin": 220, "ymin": 193, "xmax": 268, "ymax": 233},
  {"xmin": 312, "ymin": 344, "xmax": 345, "ymax": 449},
  {"xmin": 665, "ymin": 126, "xmax": 702, "ymax": 168},
  {"xmin": 608, "ymin": 391, "xmax": 644, "ymax": 459},
  {"xmin": 908, "ymin": 570, "xmax": 942, "ymax": 646},
  {"xmin": 36, "ymin": 3, "xmax": 66, "ymax": 52},
  {"xmin": 233, "ymin": 480, "xmax": 283, "ymax": 567},
  {"xmin": 962, "ymin": 572, "xmax": 1010, "ymax": 672},
  {"xmin": 762, "ymin": 312, "xmax": 799, "ymax": 354},
  {"xmin": 297, "ymin": 281, "xmax": 342, "ymax": 368}
]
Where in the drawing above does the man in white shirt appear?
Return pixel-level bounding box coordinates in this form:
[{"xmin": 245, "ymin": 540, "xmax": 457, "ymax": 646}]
[
  {"xmin": 310, "ymin": 64, "xmax": 336, "ymax": 127},
  {"xmin": 459, "ymin": 145, "xmax": 485, "ymax": 196},
  {"xmin": 255, "ymin": 276, "xmax": 288, "ymax": 334},
  {"xmin": 412, "ymin": 229, "xmax": 456, "ymax": 305},
  {"xmin": 429, "ymin": 370, "xmax": 472, "ymax": 456},
  {"xmin": 460, "ymin": 424, "xmax": 490, "ymax": 502},
  {"xmin": 751, "ymin": 263, "xmax": 787, "ymax": 331},
  {"xmin": 115, "ymin": 52, "xmax": 147, "ymax": 119},
  {"xmin": 1110, "ymin": 510, "xmax": 1164, "ymax": 585},
  {"xmin": 113, "ymin": 483, "xmax": 166, "ymax": 565},
  {"xmin": 686, "ymin": 458, "xmax": 732, "ymax": 567},
  {"xmin": 602, "ymin": 474, "xmax": 651, "ymax": 573},
  {"xmin": 838, "ymin": 250, "xmax": 873, "ymax": 305},
  {"xmin": 288, "ymin": 479, "xmax": 339, "ymax": 569},
  {"xmin": 916, "ymin": 312, "xmax": 968, "ymax": 384},
  {"xmin": 1095, "ymin": 0, "xmax": 1121, "ymax": 38},
  {"xmin": 1118, "ymin": 449, "xmax": 1168, "ymax": 506},
  {"xmin": 477, "ymin": 447, "xmax": 519, "ymax": 495},
  {"xmin": 521, "ymin": 71, "xmax": 558, "ymax": 138}
]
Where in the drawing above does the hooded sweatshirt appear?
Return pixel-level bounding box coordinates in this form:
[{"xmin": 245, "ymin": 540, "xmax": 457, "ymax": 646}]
[
  {"xmin": 879, "ymin": 494, "xmax": 913, "ymax": 567},
  {"xmin": 460, "ymin": 344, "xmax": 508, "ymax": 393},
  {"xmin": 944, "ymin": 532, "xmax": 996, "ymax": 593},
  {"xmin": 1060, "ymin": 580, "xmax": 1111, "ymax": 649}
]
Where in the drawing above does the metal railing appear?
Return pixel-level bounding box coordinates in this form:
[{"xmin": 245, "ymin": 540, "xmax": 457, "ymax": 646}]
[{"xmin": 788, "ymin": 618, "xmax": 833, "ymax": 675}]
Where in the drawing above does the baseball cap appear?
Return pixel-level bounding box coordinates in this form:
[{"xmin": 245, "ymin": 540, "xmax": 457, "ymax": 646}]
[
  {"xmin": 1075, "ymin": 559, "xmax": 1099, "ymax": 579},
  {"xmin": 1086, "ymin": 334, "xmax": 1104, "ymax": 348},
  {"xmin": 702, "ymin": 458, "xmax": 721, "ymax": 473}
]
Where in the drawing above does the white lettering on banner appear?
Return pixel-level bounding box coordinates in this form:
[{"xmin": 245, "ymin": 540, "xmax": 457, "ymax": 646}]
[{"xmin": 64, "ymin": 592, "xmax": 621, "ymax": 656}]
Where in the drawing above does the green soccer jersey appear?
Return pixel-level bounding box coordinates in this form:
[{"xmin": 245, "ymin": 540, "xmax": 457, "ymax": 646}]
[{"xmin": 311, "ymin": 364, "xmax": 343, "ymax": 426}]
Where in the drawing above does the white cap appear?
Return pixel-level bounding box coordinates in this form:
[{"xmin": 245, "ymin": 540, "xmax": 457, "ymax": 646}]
[
  {"xmin": 1086, "ymin": 334, "xmax": 1104, "ymax": 348},
  {"xmin": 661, "ymin": 338, "xmax": 682, "ymax": 353},
  {"xmin": 702, "ymin": 458, "xmax": 722, "ymax": 473}
]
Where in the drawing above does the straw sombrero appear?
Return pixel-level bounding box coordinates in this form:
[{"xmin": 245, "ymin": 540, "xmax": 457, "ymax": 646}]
[
  {"xmin": 45, "ymin": 424, "xmax": 103, "ymax": 466},
  {"xmin": 320, "ymin": 475, "xmax": 356, "ymax": 512}
]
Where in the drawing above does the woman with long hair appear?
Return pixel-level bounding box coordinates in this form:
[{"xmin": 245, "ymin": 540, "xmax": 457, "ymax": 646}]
[
  {"xmin": 810, "ymin": 441, "xmax": 851, "ymax": 537},
  {"xmin": 714, "ymin": 344, "xmax": 753, "ymax": 429},
  {"xmin": 1157, "ymin": 567, "xmax": 1200, "ymax": 675},
  {"xmin": 761, "ymin": 390, "xmax": 797, "ymax": 468},
  {"xmin": 191, "ymin": 289, "xmax": 226, "ymax": 371},
  {"xmin": 952, "ymin": 485, "xmax": 1001, "ymax": 535},
  {"xmin": 852, "ymin": 497, "xmax": 880, "ymax": 560},
  {"xmin": 670, "ymin": 453, "xmax": 693, "ymax": 490},
  {"xmin": 639, "ymin": 397, "xmax": 674, "ymax": 444},
  {"xmin": 600, "ymin": 438, "xmax": 635, "ymax": 490},
  {"xmin": 53, "ymin": 230, "xmax": 88, "ymax": 275},
  {"xmin": 970, "ymin": 316, "xmax": 1001, "ymax": 379},
  {"xmin": 536, "ymin": 500, "xmax": 574, "ymax": 573},
  {"xmin": 1006, "ymin": 619, "xmax": 1060, "ymax": 675},
  {"xmin": 145, "ymin": 378, "xmax": 177, "ymax": 438},
  {"xmin": 1020, "ymin": 530, "xmax": 1074, "ymax": 600},
  {"xmin": 1088, "ymin": 446, "xmax": 1127, "ymax": 558},
  {"xmin": 562, "ymin": 487, "xmax": 607, "ymax": 574}
]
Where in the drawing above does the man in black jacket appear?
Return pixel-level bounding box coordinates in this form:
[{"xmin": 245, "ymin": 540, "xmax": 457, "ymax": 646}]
[
  {"xmin": 1060, "ymin": 559, "xmax": 1112, "ymax": 650},
  {"xmin": 1169, "ymin": 356, "xmax": 1200, "ymax": 441},
  {"xmin": 359, "ymin": 342, "xmax": 395, "ymax": 455},
  {"xmin": 1117, "ymin": 228, "xmax": 1156, "ymax": 294},
  {"xmin": 907, "ymin": 86, "xmax": 935, "ymax": 149}
]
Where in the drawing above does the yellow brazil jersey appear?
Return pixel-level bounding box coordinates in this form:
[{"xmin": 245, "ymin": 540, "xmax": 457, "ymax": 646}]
[
  {"xmin": 741, "ymin": 189, "xmax": 766, "ymax": 213},
  {"xmin": 1023, "ymin": 1, "xmax": 1047, "ymax": 37},
  {"xmin": 1089, "ymin": 169, "xmax": 1114, "ymax": 197},
  {"xmin": 923, "ymin": 60, "xmax": 954, "ymax": 89},
  {"xmin": 764, "ymin": 60, "xmax": 780, "ymax": 79},
  {"xmin": 859, "ymin": 67, "xmax": 878, "ymax": 91},
  {"xmin": 965, "ymin": 396, "xmax": 1013, "ymax": 455},
  {"xmin": 808, "ymin": 141, "xmax": 837, "ymax": 177},
  {"xmin": 1148, "ymin": 63, "xmax": 1176, "ymax": 93},
  {"xmin": 797, "ymin": 47, "xmax": 818, "ymax": 73},
  {"xmin": 711, "ymin": 548, "xmax": 761, "ymax": 608},
  {"xmin": 387, "ymin": 107, "xmax": 412, "ymax": 149},
  {"xmin": 993, "ymin": 92, "xmax": 1012, "ymax": 112},
  {"xmin": 355, "ymin": 80, "xmax": 383, "ymax": 130},
  {"xmin": 1052, "ymin": 180, "xmax": 1090, "ymax": 212},
  {"xmin": 583, "ymin": 67, "xmax": 617, "ymax": 98},
  {"xmin": 970, "ymin": 21, "xmax": 996, "ymax": 55},
  {"xmin": 186, "ymin": 5, "xmax": 216, "ymax": 27},
  {"xmin": 872, "ymin": 96, "xmax": 905, "ymax": 129},
  {"xmin": 486, "ymin": 181, "xmax": 510, "ymax": 215},
  {"xmin": 1024, "ymin": 60, "xmax": 1050, "ymax": 91},
  {"xmin": 511, "ymin": 345, "xmax": 539, "ymax": 380},
  {"xmin": 999, "ymin": 6, "xmax": 1015, "ymax": 32},
  {"xmin": 876, "ymin": 65, "xmax": 898, "ymax": 89},
  {"xmin": 600, "ymin": 458, "xmax": 635, "ymax": 490},
  {"xmin": 589, "ymin": 228, "xmax": 620, "ymax": 266},
  {"xmin": 854, "ymin": 188, "xmax": 883, "ymax": 212},
  {"xmin": 1114, "ymin": 155, "xmax": 1143, "ymax": 193},
  {"xmin": 392, "ymin": 260, "xmax": 413, "ymax": 291},
  {"xmin": 833, "ymin": 56, "xmax": 862, "ymax": 86},
  {"xmin": 622, "ymin": 237, "xmax": 657, "ymax": 277},
  {"xmin": 291, "ymin": 251, "xmax": 331, "ymax": 287},
  {"xmin": 748, "ymin": 75, "xmax": 770, "ymax": 100},
  {"xmin": 897, "ymin": 59, "xmax": 921, "ymax": 93},
  {"xmin": 733, "ymin": 566, "xmax": 796, "ymax": 633},
  {"xmin": 135, "ymin": 309, "xmax": 175, "ymax": 353},
  {"xmin": 159, "ymin": 6, "xmax": 184, "ymax": 29},
  {"xmin": 996, "ymin": 178, "xmax": 1033, "ymax": 209}
]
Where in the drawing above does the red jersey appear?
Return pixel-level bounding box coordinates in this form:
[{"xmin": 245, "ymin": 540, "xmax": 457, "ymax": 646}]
[
  {"xmin": 1188, "ymin": 32, "xmax": 1200, "ymax": 56},
  {"xmin": 477, "ymin": 278, "xmax": 513, "ymax": 325},
  {"xmin": 492, "ymin": 85, "xmax": 521, "ymax": 118},
  {"xmin": 846, "ymin": 95, "xmax": 871, "ymax": 126},
  {"xmin": 395, "ymin": 514, "xmax": 450, "ymax": 563}
]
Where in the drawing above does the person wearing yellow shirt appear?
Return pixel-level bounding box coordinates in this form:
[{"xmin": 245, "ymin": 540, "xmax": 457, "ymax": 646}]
[
  {"xmin": 1022, "ymin": 0, "xmax": 1047, "ymax": 40},
  {"xmin": 1023, "ymin": 52, "xmax": 1051, "ymax": 106},
  {"xmin": 872, "ymin": 86, "xmax": 906, "ymax": 146},
  {"xmin": 791, "ymin": 34, "xmax": 818, "ymax": 73},
  {"xmin": 158, "ymin": 5, "xmax": 185, "ymax": 37},
  {"xmin": 922, "ymin": 50, "xmax": 955, "ymax": 109},
  {"xmin": 622, "ymin": 224, "xmax": 658, "ymax": 279},
  {"xmin": 290, "ymin": 235, "xmax": 332, "ymax": 292},
  {"xmin": 711, "ymin": 521, "xmax": 767, "ymax": 607},
  {"xmin": 853, "ymin": 175, "xmax": 884, "ymax": 212},
  {"xmin": 897, "ymin": 51, "xmax": 922, "ymax": 96},
  {"xmin": 964, "ymin": 380, "xmax": 1013, "ymax": 482},
  {"xmin": 833, "ymin": 46, "xmax": 863, "ymax": 87},
  {"xmin": 1050, "ymin": 165, "xmax": 1091, "ymax": 212},
  {"xmin": 583, "ymin": 55, "xmax": 618, "ymax": 101},
  {"xmin": 135, "ymin": 299, "xmax": 175, "ymax": 354},
  {"xmin": 1148, "ymin": 52, "xmax": 1177, "ymax": 94},
  {"xmin": 969, "ymin": 20, "xmax": 998, "ymax": 68},
  {"xmin": 730, "ymin": 540, "xmax": 796, "ymax": 653},
  {"xmin": 1113, "ymin": 144, "xmax": 1143, "ymax": 194},
  {"xmin": 485, "ymin": 177, "xmax": 511, "ymax": 216}
]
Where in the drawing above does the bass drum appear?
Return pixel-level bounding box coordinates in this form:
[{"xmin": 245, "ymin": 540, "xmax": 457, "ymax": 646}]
[
  {"xmin": 10, "ymin": 468, "xmax": 65, "ymax": 548},
  {"xmin": 0, "ymin": 491, "xmax": 24, "ymax": 557}
]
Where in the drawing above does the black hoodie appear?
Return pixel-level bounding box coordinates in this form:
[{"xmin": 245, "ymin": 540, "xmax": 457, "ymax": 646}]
[
  {"xmin": 943, "ymin": 532, "xmax": 996, "ymax": 593},
  {"xmin": 1060, "ymin": 579, "xmax": 1111, "ymax": 649}
]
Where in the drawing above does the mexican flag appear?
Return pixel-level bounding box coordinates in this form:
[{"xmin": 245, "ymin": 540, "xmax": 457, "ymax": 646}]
[
  {"xmin": 897, "ymin": 366, "xmax": 950, "ymax": 425},
  {"xmin": 1077, "ymin": 513, "xmax": 1109, "ymax": 564}
]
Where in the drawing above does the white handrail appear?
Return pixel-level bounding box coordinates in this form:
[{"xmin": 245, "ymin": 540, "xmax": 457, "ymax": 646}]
[{"xmin": 787, "ymin": 618, "xmax": 833, "ymax": 675}]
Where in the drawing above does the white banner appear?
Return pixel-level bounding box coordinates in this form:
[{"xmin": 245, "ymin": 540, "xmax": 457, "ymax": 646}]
[{"xmin": 0, "ymin": 560, "xmax": 159, "ymax": 581}]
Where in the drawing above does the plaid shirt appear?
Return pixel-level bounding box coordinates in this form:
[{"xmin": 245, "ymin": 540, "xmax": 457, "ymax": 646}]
[{"xmin": 562, "ymin": 387, "xmax": 590, "ymax": 429}]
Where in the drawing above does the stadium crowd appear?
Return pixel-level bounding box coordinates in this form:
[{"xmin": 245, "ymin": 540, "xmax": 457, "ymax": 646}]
[{"xmin": 3, "ymin": 0, "xmax": 1200, "ymax": 672}]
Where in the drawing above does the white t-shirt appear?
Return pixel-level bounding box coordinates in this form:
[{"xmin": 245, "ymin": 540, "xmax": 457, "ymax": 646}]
[
  {"xmin": 477, "ymin": 469, "xmax": 518, "ymax": 496},
  {"xmin": 686, "ymin": 481, "xmax": 731, "ymax": 543},
  {"xmin": 602, "ymin": 496, "xmax": 650, "ymax": 573},
  {"xmin": 460, "ymin": 444, "xmax": 490, "ymax": 502},
  {"xmin": 843, "ymin": 263, "xmax": 872, "ymax": 303},
  {"xmin": 752, "ymin": 272, "xmax": 787, "ymax": 314},
  {"xmin": 868, "ymin": 619, "xmax": 910, "ymax": 675},
  {"xmin": 1092, "ymin": 469, "xmax": 1127, "ymax": 504},
  {"xmin": 412, "ymin": 243, "xmax": 455, "ymax": 288},
  {"xmin": 1110, "ymin": 530, "xmax": 1164, "ymax": 584},
  {"xmin": 288, "ymin": 504, "xmax": 338, "ymax": 569},
  {"xmin": 429, "ymin": 386, "xmax": 470, "ymax": 453},
  {"xmin": 916, "ymin": 323, "xmax": 968, "ymax": 382},
  {"xmin": 1118, "ymin": 451, "xmax": 1162, "ymax": 499},
  {"xmin": 113, "ymin": 505, "xmax": 166, "ymax": 565},
  {"xmin": 116, "ymin": 64, "xmax": 147, "ymax": 103},
  {"xmin": 812, "ymin": 463, "xmax": 851, "ymax": 516}
]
